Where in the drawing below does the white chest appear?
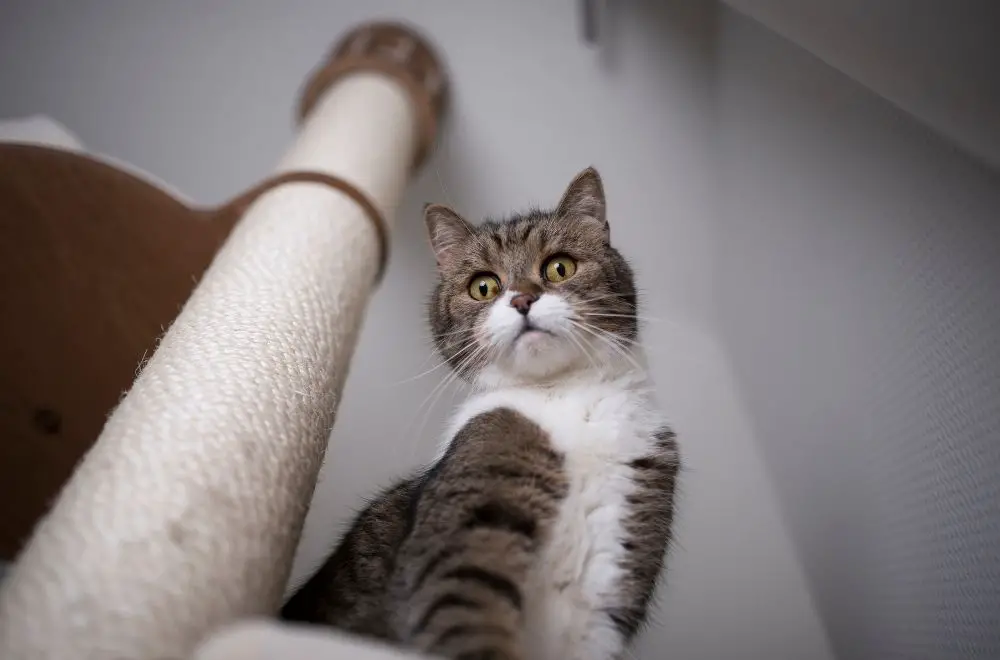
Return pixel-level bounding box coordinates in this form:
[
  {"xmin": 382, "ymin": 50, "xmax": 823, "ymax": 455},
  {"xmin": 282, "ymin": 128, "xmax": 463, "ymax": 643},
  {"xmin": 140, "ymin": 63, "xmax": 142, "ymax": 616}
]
[
  {"xmin": 447, "ymin": 378, "xmax": 665, "ymax": 659},
  {"xmin": 446, "ymin": 378, "xmax": 662, "ymax": 459}
]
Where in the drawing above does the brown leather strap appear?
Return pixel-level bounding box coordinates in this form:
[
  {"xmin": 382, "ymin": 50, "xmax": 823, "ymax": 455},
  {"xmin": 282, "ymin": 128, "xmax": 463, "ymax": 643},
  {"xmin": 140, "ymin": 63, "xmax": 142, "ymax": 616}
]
[{"xmin": 217, "ymin": 171, "xmax": 390, "ymax": 283}]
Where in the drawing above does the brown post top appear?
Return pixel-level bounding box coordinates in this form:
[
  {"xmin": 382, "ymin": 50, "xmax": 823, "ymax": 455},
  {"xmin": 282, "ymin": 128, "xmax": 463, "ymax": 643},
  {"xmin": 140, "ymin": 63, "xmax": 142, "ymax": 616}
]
[{"xmin": 298, "ymin": 22, "xmax": 450, "ymax": 171}]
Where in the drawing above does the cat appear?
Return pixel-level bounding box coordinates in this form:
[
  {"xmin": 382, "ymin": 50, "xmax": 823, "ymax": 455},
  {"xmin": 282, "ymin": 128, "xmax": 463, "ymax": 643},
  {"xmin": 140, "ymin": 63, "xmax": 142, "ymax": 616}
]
[{"xmin": 281, "ymin": 167, "xmax": 679, "ymax": 660}]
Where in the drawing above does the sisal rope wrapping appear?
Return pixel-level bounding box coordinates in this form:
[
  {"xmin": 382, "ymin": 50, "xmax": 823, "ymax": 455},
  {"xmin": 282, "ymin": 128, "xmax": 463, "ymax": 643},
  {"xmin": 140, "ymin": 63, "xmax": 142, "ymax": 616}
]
[{"xmin": 0, "ymin": 73, "xmax": 418, "ymax": 659}]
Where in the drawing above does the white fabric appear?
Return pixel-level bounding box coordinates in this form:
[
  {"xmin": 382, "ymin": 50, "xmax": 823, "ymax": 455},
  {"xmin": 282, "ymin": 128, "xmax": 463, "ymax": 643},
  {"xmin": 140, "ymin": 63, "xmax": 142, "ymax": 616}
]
[
  {"xmin": 0, "ymin": 72, "xmax": 419, "ymax": 660},
  {"xmin": 0, "ymin": 114, "xmax": 85, "ymax": 150}
]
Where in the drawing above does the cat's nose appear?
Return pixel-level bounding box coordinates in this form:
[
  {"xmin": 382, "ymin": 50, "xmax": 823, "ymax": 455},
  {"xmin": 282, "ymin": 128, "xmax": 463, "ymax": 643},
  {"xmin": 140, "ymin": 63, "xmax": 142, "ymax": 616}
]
[{"xmin": 510, "ymin": 292, "xmax": 538, "ymax": 316}]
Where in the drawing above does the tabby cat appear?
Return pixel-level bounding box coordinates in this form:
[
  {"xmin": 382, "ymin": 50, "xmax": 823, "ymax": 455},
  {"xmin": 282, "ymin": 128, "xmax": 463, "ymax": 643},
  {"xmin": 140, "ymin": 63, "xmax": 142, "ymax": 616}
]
[{"xmin": 281, "ymin": 167, "xmax": 679, "ymax": 660}]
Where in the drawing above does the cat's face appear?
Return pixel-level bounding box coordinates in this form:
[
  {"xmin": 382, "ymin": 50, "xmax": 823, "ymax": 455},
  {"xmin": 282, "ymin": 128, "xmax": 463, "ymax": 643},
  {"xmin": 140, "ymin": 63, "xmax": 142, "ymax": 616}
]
[{"xmin": 426, "ymin": 168, "xmax": 638, "ymax": 385}]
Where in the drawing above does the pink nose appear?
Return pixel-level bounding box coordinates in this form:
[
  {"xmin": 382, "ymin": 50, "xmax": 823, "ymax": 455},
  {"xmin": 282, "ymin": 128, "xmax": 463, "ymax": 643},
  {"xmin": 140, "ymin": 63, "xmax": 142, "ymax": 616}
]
[{"xmin": 510, "ymin": 293, "xmax": 538, "ymax": 315}]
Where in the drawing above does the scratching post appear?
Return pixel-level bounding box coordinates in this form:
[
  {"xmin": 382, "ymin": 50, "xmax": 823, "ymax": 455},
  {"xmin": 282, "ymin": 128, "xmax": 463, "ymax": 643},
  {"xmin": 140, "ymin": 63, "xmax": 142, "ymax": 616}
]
[{"xmin": 0, "ymin": 23, "xmax": 447, "ymax": 660}]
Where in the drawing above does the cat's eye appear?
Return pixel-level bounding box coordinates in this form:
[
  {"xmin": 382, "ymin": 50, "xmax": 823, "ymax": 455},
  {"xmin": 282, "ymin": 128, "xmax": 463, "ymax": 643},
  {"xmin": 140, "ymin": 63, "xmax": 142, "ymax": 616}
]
[
  {"xmin": 543, "ymin": 255, "xmax": 577, "ymax": 283},
  {"xmin": 468, "ymin": 274, "xmax": 502, "ymax": 301}
]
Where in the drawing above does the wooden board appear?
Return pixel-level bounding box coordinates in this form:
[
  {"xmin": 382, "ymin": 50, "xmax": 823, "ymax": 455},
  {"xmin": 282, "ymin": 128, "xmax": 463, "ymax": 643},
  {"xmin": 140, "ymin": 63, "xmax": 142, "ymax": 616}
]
[{"xmin": 0, "ymin": 144, "xmax": 236, "ymax": 559}]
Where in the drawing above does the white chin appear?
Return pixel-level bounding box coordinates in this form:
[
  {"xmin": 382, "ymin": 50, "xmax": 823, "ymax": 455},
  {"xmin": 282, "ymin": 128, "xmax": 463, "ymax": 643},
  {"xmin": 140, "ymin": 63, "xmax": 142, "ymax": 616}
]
[
  {"xmin": 505, "ymin": 331, "xmax": 576, "ymax": 377},
  {"xmin": 515, "ymin": 329, "xmax": 553, "ymax": 351}
]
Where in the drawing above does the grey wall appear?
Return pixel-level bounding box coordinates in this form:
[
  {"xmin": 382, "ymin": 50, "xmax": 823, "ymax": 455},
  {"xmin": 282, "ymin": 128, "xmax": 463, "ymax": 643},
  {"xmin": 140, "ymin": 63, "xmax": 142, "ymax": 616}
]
[{"xmin": 713, "ymin": 6, "xmax": 1000, "ymax": 659}]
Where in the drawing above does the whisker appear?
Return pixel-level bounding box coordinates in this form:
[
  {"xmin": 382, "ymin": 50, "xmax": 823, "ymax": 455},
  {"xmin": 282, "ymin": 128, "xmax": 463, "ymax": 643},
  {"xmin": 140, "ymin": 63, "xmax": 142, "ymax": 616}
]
[
  {"xmin": 409, "ymin": 341, "xmax": 496, "ymax": 460},
  {"xmin": 573, "ymin": 292, "xmax": 638, "ymax": 308},
  {"xmin": 581, "ymin": 312, "xmax": 658, "ymax": 323},
  {"xmin": 409, "ymin": 370, "xmax": 461, "ymax": 462},
  {"xmin": 590, "ymin": 327, "xmax": 648, "ymax": 366},
  {"xmin": 572, "ymin": 318, "xmax": 644, "ymax": 349},
  {"xmin": 415, "ymin": 346, "xmax": 478, "ymax": 413},
  {"xmin": 410, "ymin": 340, "xmax": 490, "ymax": 450},
  {"xmin": 585, "ymin": 320, "xmax": 645, "ymax": 351},
  {"xmin": 569, "ymin": 319, "xmax": 644, "ymax": 372},
  {"xmin": 388, "ymin": 339, "xmax": 479, "ymax": 386},
  {"xmin": 427, "ymin": 326, "xmax": 477, "ymax": 340},
  {"xmin": 565, "ymin": 326, "xmax": 599, "ymax": 372}
]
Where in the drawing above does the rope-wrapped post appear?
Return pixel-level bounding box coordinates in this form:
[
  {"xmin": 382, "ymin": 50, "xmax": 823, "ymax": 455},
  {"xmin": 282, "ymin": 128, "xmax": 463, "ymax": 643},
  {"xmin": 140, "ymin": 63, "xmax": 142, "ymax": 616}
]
[{"xmin": 0, "ymin": 22, "xmax": 447, "ymax": 660}]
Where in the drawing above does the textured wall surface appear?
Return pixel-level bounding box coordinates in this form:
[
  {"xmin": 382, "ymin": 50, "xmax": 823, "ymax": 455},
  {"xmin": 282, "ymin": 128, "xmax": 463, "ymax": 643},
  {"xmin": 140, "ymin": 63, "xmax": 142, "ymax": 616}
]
[{"xmin": 714, "ymin": 7, "xmax": 1000, "ymax": 659}]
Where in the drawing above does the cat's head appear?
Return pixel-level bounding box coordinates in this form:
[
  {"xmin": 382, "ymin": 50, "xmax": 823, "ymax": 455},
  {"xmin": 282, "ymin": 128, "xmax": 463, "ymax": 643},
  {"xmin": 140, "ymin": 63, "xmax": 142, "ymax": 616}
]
[{"xmin": 426, "ymin": 167, "xmax": 638, "ymax": 387}]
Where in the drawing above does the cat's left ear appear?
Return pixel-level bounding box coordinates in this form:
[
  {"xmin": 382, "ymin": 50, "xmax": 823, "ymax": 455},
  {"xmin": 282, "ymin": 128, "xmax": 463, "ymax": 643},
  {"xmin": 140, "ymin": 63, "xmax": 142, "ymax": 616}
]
[
  {"xmin": 556, "ymin": 167, "xmax": 609, "ymax": 242},
  {"xmin": 424, "ymin": 203, "xmax": 472, "ymax": 270}
]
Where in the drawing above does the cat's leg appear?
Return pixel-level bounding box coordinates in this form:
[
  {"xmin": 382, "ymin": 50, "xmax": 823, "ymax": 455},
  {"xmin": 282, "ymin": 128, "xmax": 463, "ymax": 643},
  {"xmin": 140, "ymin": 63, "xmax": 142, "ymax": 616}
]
[
  {"xmin": 280, "ymin": 478, "xmax": 419, "ymax": 639},
  {"xmin": 389, "ymin": 408, "xmax": 567, "ymax": 660},
  {"xmin": 536, "ymin": 425, "xmax": 678, "ymax": 660},
  {"xmin": 594, "ymin": 426, "xmax": 680, "ymax": 659}
]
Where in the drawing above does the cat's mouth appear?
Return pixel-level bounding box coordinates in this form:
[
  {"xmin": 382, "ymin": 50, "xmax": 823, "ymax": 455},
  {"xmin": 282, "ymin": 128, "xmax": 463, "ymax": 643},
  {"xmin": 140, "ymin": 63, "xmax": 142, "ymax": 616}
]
[{"xmin": 515, "ymin": 322, "xmax": 553, "ymax": 341}]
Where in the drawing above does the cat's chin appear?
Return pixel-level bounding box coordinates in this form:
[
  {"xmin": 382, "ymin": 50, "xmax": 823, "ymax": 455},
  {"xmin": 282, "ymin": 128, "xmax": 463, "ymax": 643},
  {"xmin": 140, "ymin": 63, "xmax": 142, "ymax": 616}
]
[
  {"xmin": 481, "ymin": 334, "xmax": 581, "ymax": 384},
  {"xmin": 511, "ymin": 328, "xmax": 566, "ymax": 360},
  {"xmin": 515, "ymin": 327, "xmax": 554, "ymax": 348}
]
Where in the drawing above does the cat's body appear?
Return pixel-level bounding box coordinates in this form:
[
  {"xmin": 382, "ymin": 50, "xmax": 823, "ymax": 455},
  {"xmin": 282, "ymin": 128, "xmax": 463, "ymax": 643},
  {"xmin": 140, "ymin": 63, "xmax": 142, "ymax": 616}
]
[
  {"xmin": 456, "ymin": 374, "xmax": 675, "ymax": 660},
  {"xmin": 282, "ymin": 168, "xmax": 679, "ymax": 660}
]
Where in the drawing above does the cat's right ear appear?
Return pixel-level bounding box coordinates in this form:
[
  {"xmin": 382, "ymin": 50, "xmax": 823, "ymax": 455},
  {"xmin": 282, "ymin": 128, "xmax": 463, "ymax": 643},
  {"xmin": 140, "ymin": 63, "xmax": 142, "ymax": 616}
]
[{"xmin": 424, "ymin": 203, "xmax": 471, "ymax": 270}]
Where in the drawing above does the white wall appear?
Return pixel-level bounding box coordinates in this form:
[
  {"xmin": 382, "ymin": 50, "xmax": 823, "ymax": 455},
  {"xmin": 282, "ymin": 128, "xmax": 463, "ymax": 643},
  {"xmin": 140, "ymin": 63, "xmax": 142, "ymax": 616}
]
[
  {"xmin": 713, "ymin": 6, "xmax": 1000, "ymax": 659},
  {"xmin": 0, "ymin": 2, "xmax": 837, "ymax": 659}
]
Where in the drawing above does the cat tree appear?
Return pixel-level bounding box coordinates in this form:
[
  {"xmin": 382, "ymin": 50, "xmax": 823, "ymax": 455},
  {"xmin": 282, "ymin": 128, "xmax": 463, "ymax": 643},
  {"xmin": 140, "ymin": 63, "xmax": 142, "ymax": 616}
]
[{"xmin": 0, "ymin": 22, "xmax": 446, "ymax": 660}]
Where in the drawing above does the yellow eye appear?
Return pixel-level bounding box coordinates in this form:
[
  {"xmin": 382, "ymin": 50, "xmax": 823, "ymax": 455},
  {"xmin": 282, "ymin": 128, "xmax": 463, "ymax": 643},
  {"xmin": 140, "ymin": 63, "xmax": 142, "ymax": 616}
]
[
  {"xmin": 543, "ymin": 255, "xmax": 577, "ymax": 283},
  {"xmin": 469, "ymin": 274, "xmax": 502, "ymax": 301}
]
